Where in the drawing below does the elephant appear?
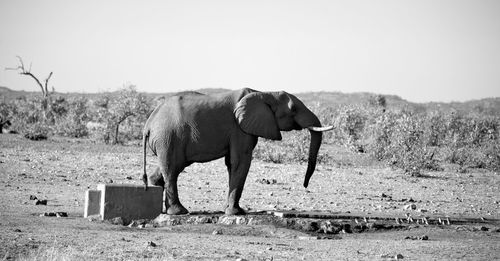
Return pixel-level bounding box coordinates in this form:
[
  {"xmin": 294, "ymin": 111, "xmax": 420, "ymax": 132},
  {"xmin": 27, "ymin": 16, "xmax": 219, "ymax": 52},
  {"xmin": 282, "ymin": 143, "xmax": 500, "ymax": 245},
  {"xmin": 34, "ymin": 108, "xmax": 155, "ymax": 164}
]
[{"xmin": 142, "ymin": 88, "xmax": 333, "ymax": 215}]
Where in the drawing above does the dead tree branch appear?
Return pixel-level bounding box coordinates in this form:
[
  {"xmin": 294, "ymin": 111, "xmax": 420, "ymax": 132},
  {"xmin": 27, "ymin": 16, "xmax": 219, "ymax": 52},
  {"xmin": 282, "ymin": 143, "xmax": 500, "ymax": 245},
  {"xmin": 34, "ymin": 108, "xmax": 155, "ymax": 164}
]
[{"xmin": 5, "ymin": 56, "xmax": 53, "ymax": 97}]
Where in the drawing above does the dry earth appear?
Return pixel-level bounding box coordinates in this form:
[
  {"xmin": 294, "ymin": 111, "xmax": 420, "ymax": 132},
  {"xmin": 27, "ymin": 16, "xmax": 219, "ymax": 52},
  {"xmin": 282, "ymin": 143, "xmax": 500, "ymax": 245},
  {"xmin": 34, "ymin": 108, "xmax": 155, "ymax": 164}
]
[{"xmin": 0, "ymin": 134, "xmax": 499, "ymax": 260}]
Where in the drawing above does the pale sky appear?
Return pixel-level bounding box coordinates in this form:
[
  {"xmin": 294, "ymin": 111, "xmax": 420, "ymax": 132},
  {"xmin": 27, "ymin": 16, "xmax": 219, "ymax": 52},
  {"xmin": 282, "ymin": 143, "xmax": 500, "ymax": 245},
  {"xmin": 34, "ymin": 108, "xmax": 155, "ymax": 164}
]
[{"xmin": 1, "ymin": 0, "xmax": 499, "ymax": 102}]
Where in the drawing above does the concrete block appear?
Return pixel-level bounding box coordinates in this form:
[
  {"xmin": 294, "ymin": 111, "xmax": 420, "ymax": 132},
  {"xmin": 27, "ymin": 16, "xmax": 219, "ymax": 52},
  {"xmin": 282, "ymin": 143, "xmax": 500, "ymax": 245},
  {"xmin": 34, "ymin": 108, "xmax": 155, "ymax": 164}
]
[
  {"xmin": 84, "ymin": 190, "xmax": 101, "ymax": 217},
  {"xmin": 97, "ymin": 184, "xmax": 163, "ymax": 222}
]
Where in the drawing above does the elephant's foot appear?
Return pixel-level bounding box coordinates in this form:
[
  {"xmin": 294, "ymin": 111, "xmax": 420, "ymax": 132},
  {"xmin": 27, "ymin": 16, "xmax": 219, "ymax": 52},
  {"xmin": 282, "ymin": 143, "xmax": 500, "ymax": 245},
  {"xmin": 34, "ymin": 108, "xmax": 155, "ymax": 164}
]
[
  {"xmin": 225, "ymin": 205, "xmax": 246, "ymax": 215},
  {"xmin": 166, "ymin": 204, "xmax": 189, "ymax": 215}
]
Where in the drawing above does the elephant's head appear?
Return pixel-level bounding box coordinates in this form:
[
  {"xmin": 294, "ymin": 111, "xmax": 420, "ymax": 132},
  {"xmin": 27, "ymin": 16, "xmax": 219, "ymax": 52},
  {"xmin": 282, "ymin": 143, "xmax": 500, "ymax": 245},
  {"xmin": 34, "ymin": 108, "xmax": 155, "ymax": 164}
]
[{"xmin": 234, "ymin": 91, "xmax": 333, "ymax": 188}]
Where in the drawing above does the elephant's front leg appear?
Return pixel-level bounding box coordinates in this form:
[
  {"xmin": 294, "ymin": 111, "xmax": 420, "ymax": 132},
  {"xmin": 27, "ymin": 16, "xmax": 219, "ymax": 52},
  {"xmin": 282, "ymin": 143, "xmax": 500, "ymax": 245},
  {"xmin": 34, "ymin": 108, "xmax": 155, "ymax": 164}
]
[{"xmin": 225, "ymin": 153, "xmax": 252, "ymax": 215}]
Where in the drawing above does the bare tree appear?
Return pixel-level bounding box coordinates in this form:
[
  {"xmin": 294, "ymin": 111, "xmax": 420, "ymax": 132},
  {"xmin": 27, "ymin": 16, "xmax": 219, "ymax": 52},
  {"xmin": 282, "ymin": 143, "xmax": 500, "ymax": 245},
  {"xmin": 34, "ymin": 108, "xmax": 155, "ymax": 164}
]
[
  {"xmin": 5, "ymin": 56, "xmax": 53, "ymax": 97},
  {"xmin": 94, "ymin": 84, "xmax": 150, "ymax": 144}
]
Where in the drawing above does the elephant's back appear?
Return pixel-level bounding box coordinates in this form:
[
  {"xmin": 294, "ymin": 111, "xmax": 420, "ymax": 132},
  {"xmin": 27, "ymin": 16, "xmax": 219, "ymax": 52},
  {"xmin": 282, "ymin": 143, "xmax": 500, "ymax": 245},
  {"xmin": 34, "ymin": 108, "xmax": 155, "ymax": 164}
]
[
  {"xmin": 148, "ymin": 96, "xmax": 186, "ymax": 129},
  {"xmin": 145, "ymin": 95, "xmax": 209, "ymax": 143}
]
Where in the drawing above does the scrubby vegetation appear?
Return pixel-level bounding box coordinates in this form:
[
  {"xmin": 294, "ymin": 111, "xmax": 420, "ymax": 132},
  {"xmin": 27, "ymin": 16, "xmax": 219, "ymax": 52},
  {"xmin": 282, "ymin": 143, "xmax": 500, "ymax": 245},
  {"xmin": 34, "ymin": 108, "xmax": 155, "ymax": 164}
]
[
  {"xmin": 0, "ymin": 84, "xmax": 151, "ymax": 144},
  {"xmin": 1, "ymin": 87, "xmax": 499, "ymax": 174}
]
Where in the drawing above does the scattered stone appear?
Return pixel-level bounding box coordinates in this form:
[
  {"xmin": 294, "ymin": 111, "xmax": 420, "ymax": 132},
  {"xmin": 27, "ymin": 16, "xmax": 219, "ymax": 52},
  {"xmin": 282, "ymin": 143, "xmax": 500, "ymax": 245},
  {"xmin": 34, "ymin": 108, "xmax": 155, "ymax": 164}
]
[
  {"xmin": 87, "ymin": 215, "xmax": 101, "ymax": 222},
  {"xmin": 478, "ymin": 226, "xmax": 489, "ymax": 231},
  {"xmin": 352, "ymin": 223, "xmax": 368, "ymax": 233},
  {"xmin": 404, "ymin": 235, "xmax": 429, "ymax": 240},
  {"xmin": 319, "ymin": 221, "xmax": 339, "ymax": 234},
  {"xmin": 128, "ymin": 219, "xmax": 149, "ymax": 228},
  {"xmin": 126, "ymin": 176, "xmax": 133, "ymax": 180},
  {"xmin": 35, "ymin": 199, "xmax": 47, "ymax": 205},
  {"xmin": 212, "ymin": 229, "xmax": 223, "ymax": 235},
  {"xmin": 219, "ymin": 216, "xmax": 236, "ymax": 225},
  {"xmin": 298, "ymin": 236, "xmax": 319, "ymax": 240},
  {"xmin": 153, "ymin": 214, "xmax": 182, "ymax": 226},
  {"xmin": 342, "ymin": 223, "xmax": 352, "ymax": 233},
  {"xmin": 247, "ymin": 217, "xmax": 264, "ymax": 225},
  {"xmin": 13, "ymin": 229, "xmax": 22, "ymax": 232},
  {"xmin": 146, "ymin": 241, "xmax": 157, "ymax": 247},
  {"xmin": 40, "ymin": 212, "xmax": 56, "ymax": 217},
  {"xmin": 381, "ymin": 253, "xmax": 404, "ymax": 259},
  {"xmin": 366, "ymin": 222, "xmax": 388, "ymax": 230},
  {"xmin": 144, "ymin": 223, "xmax": 155, "ymax": 228},
  {"xmin": 218, "ymin": 216, "xmax": 247, "ymax": 225},
  {"xmin": 109, "ymin": 217, "xmax": 125, "ymax": 226},
  {"xmin": 188, "ymin": 216, "xmax": 214, "ymax": 224},
  {"xmin": 403, "ymin": 204, "xmax": 416, "ymax": 211},
  {"xmin": 418, "ymin": 209, "xmax": 428, "ymax": 213},
  {"xmin": 55, "ymin": 212, "xmax": 68, "ymax": 217},
  {"xmin": 108, "ymin": 179, "xmax": 113, "ymax": 183},
  {"xmin": 235, "ymin": 217, "xmax": 247, "ymax": 225},
  {"xmin": 29, "ymin": 195, "xmax": 38, "ymax": 200},
  {"xmin": 256, "ymin": 178, "xmax": 277, "ymax": 185}
]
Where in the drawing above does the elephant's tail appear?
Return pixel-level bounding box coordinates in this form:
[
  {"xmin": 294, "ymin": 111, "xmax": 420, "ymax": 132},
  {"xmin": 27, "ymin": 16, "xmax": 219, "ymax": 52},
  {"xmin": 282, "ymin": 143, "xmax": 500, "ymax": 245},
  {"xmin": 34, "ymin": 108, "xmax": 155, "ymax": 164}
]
[{"xmin": 142, "ymin": 130, "xmax": 150, "ymax": 191}]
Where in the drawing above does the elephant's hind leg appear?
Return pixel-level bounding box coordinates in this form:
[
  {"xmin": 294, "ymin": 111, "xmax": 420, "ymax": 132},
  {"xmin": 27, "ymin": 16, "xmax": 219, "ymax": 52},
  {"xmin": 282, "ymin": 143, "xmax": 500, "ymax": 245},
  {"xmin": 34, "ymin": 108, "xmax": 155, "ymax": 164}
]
[
  {"xmin": 164, "ymin": 172, "xmax": 188, "ymax": 215},
  {"xmin": 148, "ymin": 167, "xmax": 165, "ymax": 188},
  {"xmin": 158, "ymin": 151, "xmax": 188, "ymax": 215}
]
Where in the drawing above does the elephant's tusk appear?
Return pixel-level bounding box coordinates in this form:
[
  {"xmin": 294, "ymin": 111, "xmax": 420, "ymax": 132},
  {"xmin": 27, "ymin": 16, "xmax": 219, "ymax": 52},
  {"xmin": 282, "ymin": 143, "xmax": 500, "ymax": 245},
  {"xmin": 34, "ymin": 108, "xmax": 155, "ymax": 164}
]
[{"xmin": 308, "ymin": 125, "xmax": 334, "ymax": 132}]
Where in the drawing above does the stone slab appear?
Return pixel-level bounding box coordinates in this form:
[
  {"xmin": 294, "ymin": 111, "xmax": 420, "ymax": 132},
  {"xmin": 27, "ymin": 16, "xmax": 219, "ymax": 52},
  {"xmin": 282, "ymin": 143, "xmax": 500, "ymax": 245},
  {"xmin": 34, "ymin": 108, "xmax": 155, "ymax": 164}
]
[
  {"xmin": 84, "ymin": 190, "xmax": 101, "ymax": 218},
  {"xmin": 97, "ymin": 184, "xmax": 163, "ymax": 222}
]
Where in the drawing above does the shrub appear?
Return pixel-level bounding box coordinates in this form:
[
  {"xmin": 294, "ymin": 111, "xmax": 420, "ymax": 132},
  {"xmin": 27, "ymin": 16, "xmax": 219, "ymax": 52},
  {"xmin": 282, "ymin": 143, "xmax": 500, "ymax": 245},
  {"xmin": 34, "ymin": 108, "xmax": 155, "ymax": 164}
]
[
  {"xmin": 336, "ymin": 106, "xmax": 368, "ymax": 151},
  {"xmin": 366, "ymin": 111, "xmax": 440, "ymax": 176},
  {"xmin": 365, "ymin": 111, "xmax": 397, "ymax": 161},
  {"xmin": 253, "ymin": 130, "xmax": 331, "ymax": 165},
  {"xmin": 23, "ymin": 122, "xmax": 50, "ymax": 140},
  {"xmin": 440, "ymin": 112, "xmax": 500, "ymax": 171},
  {"xmin": 423, "ymin": 111, "xmax": 447, "ymax": 146},
  {"xmin": 55, "ymin": 97, "xmax": 90, "ymax": 138},
  {"xmin": 7, "ymin": 97, "xmax": 47, "ymax": 135}
]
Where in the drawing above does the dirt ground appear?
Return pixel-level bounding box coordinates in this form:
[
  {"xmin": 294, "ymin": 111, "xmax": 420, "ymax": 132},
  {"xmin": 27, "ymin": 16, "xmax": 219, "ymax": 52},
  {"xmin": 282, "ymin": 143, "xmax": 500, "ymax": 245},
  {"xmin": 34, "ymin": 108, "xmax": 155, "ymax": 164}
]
[{"xmin": 1, "ymin": 134, "xmax": 499, "ymax": 260}]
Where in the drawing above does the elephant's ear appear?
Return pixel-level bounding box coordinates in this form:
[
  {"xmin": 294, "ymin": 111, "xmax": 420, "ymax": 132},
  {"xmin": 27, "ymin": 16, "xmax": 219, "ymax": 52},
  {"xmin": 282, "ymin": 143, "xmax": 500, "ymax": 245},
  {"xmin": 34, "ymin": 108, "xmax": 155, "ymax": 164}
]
[{"xmin": 234, "ymin": 92, "xmax": 282, "ymax": 140}]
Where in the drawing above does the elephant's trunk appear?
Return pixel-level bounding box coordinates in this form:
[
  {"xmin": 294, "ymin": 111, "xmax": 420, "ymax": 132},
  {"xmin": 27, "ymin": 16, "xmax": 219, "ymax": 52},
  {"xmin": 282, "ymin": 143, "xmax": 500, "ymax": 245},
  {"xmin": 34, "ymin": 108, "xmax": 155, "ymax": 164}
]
[{"xmin": 303, "ymin": 130, "xmax": 322, "ymax": 188}]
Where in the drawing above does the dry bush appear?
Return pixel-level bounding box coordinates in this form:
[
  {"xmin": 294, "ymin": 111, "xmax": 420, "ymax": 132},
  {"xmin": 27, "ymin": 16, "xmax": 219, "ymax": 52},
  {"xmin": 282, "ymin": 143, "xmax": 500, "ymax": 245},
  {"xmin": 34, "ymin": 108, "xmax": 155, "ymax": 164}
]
[
  {"xmin": 364, "ymin": 109, "xmax": 500, "ymax": 174},
  {"xmin": 365, "ymin": 111, "xmax": 440, "ymax": 176},
  {"xmin": 1, "ymin": 95, "xmax": 91, "ymax": 140},
  {"xmin": 54, "ymin": 96, "xmax": 90, "ymax": 138},
  {"xmin": 440, "ymin": 112, "xmax": 500, "ymax": 171},
  {"xmin": 5, "ymin": 96, "xmax": 50, "ymax": 140},
  {"xmin": 336, "ymin": 106, "xmax": 368, "ymax": 152},
  {"xmin": 253, "ymin": 130, "xmax": 331, "ymax": 165}
]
